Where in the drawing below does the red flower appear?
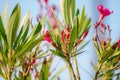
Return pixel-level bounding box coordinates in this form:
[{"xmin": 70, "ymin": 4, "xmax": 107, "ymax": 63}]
[
  {"xmin": 97, "ymin": 5, "xmax": 113, "ymax": 22},
  {"xmin": 80, "ymin": 30, "xmax": 88, "ymax": 40},
  {"xmin": 43, "ymin": 31, "xmax": 52, "ymax": 43}
]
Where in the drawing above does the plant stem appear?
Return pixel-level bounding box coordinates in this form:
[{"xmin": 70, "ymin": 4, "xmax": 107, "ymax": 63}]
[
  {"xmin": 94, "ymin": 63, "xmax": 102, "ymax": 80},
  {"xmin": 73, "ymin": 47, "xmax": 81, "ymax": 80},
  {"xmin": 73, "ymin": 56, "xmax": 81, "ymax": 80},
  {"xmin": 7, "ymin": 68, "xmax": 12, "ymax": 80},
  {"xmin": 68, "ymin": 66, "xmax": 73, "ymax": 80},
  {"xmin": 68, "ymin": 62, "xmax": 76, "ymax": 80}
]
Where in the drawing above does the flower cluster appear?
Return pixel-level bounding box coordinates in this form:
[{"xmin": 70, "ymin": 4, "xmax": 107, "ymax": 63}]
[
  {"xmin": 93, "ymin": 5, "xmax": 120, "ymax": 80},
  {"xmin": 37, "ymin": 0, "xmax": 58, "ymax": 27},
  {"xmin": 43, "ymin": 31, "xmax": 52, "ymax": 43},
  {"xmin": 61, "ymin": 25, "xmax": 71, "ymax": 44},
  {"xmin": 97, "ymin": 5, "xmax": 113, "ymax": 22}
]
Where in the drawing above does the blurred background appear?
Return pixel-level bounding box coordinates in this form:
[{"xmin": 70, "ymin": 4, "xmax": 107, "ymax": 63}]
[{"xmin": 0, "ymin": 0, "xmax": 120, "ymax": 80}]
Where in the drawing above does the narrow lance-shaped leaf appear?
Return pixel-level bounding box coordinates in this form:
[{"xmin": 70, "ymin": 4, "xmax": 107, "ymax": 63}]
[
  {"xmin": 78, "ymin": 6, "xmax": 86, "ymax": 33},
  {"xmin": 2, "ymin": 2, "xmax": 9, "ymax": 27},
  {"xmin": 62, "ymin": 0, "xmax": 71, "ymax": 26},
  {"xmin": 19, "ymin": 11, "xmax": 30, "ymax": 28},
  {"xmin": 70, "ymin": 0, "xmax": 75, "ymax": 19},
  {"xmin": 70, "ymin": 0, "xmax": 75, "ymax": 27},
  {"xmin": 38, "ymin": 58, "xmax": 49, "ymax": 80},
  {"xmin": 0, "ymin": 16, "xmax": 7, "ymax": 44},
  {"xmin": 11, "ymin": 4, "xmax": 21, "ymax": 46},
  {"xmin": 71, "ymin": 51, "xmax": 85, "ymax": 57},
  {"xmin": 13, "ymin": 34, "xmax": 44, "ymax": 59},
  {"xmin": 50, "ymin": 49, "xmax": 67, "ymax": 58},
  {"xmin": 68, "ymin": 26, "xmax": 77, "ymax": 53},
  {"xmin": 14, "ymin": 20, "xmax": 30, "ymax": 50},
  {"xmin": 6, "ymin": 4, "xmax": 21, "ymax": 49},
  {"xmin": 79, "ymin": 18, "xmax": 91, "ymax": 38},
  {"xmin": 13, "ymin": 26, "xmax": 23, "ymax": 49},
  {"xmin": 0, "ymin": 16, "xmax": 8, "ymax": 54},
  {"xmin": 93, "ymin": 41, "xmax": 101, "ymax": 58},
  {"xmin": 28, "ymin": 21, "xmax": 42, "ymax": 40}
]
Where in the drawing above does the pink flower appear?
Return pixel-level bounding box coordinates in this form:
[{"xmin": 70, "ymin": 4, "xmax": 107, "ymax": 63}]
[
  {"xmin": 51, "ymin": 18, "xmax": 57, "ymax": 27},
  {"xmin": 61, "ymin": 30, "xmax": 66, "ymax": 43},
  {"xmin": 61, "ymin": 26, "xmax": 71, "ymax": 43},
  {"xmin": 44, "ymin": 0, "xmax": 48, "ymax": 5},
  {"xmin": 43, "ymin": 31, "xmax": 52, "ymax": 43},
  {"xmin": 97, "ymin": 5, "xmax": 113, "ymax": 22},
  {"xmin": 32, "ymin": 57, "xmax": 36, "ymax": 65},
  {"xmin": 51, "ymin": 5, "xmax": 56, "ymax": 11},
  {"xmin": 118, "ymin": 38, "xmax": 120, "ymax": 46},
  {"xmin": 80, "ymin": 30, "xmax": 88, "ymax": 40},
  {"xmin": 37, "ymin": 0, "xmax": 40, "ymax": 3},
  {"xmin": 100, "ymin": 22, "xmax": 106, "ymax": 31},
  {"xmin": 66, "ymin": 25, "xmax": 71, "ymax": 33}
]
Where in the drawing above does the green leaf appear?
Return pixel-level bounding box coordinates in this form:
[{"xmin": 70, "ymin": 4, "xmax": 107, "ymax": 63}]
[
  {"xmin": 13, "ymin": 26, "xmax": 23, "ymax": 49},
  {"xmin": 6, "ymin": 4, "xmax": 21, "ymax": 49},
  {"xmin": 70, "ymin": 0, "xmax": 75, "ymax": 19},
  {"xmin": 50, "ymin": 49, "xmax": 67, "ymax": 58},
  {"xmin": 61, "ymin": 0, "xmax": 71, "ymax": 26},
  {"xmin": 77, "ymin": 6, "xmax": 91, "ymax": 38},
  {"xmin": 69, "ymin": 0, "xmax": 75, "ymax": 27},
  {"xmin": 76, "ymin": 9, "xmax": 80, "ymax": 16},
  {"xmin": 71, "ymin": 51, "xmax": 85, "ymax": 57},
  {"xmin": 50, "ymin": 29, "xmax": 62, "ymax": 50},
  {"xmin": 0, "ymin": 34, "xmax": 3, "ymax": 53},
  {"xmin": 13, "ymin": 11, "xmax": 30, "ymax": 49},
  {"xmin": 0, "ymin": 16, "xmax": 7, "ymax": 44},
  {"xmin": 79, "ymin": 18, "xmax": 91, "ymax": 38},
  {"xmin": 98, "ymin": 66, "xmax": 119, "ymax": 78},
  {"xmin": 78, "ymin": 6, "xmax": 85, "ymax": 33},
  {"xmin": 28, "ymin": 22, "xmax": 42, "ymax": 40},
  {"xmin": 93, "ymin": 41, "xmax": 101, "ymax": 58},
  {"xmin": 26, "ymin": 74, "xmax": 32, "ymax": 80},
  {"xmin": 19, "ymin": 11, "xmax": 30, "ymax": 28},
  {"xmin": 38, "ymin": 58, "xmax": 49, "ymax": 80},
  {"xmin": 0, "ymin": 16, "xmax": 8, "ymax": 54},
  {"xmin": 2, "ymin": 2, "xmax": 9, "ymax": 27},
  {"xmin": 19, "ymin": 20, "xmax": 29, "ymax": 43},
  {"xmin": 40, "ymin": 16, "xmax": 46, "ymax": 25},
  {"xmin": 68, "ymin": 26, "xmax": 77, "ymax": 53},
  {"xmin": 14, "ymin": 20, "xmax": 30, "ymax": 50},
  {"xmin": 107, "ymin": 50, "xmax": 120, "ymax": 62},
  {"xmin": 13, "ymin": 34, "xmax": 44, "ymax": 59}
]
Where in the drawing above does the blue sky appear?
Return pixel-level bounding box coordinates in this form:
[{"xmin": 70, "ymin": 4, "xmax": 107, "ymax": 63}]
[{"xmin": 0, "ymin": 0, "xmax": 120, "ymax": 80}]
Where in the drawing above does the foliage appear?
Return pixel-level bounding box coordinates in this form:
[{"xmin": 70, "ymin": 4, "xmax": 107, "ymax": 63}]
[
  {"xmin": 0, "ymin": 0, "xmax": 120, "ymax": 80},
  {"xmin": 0, "ymin": 3, "xmax": 45, "ymax": 80}
]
